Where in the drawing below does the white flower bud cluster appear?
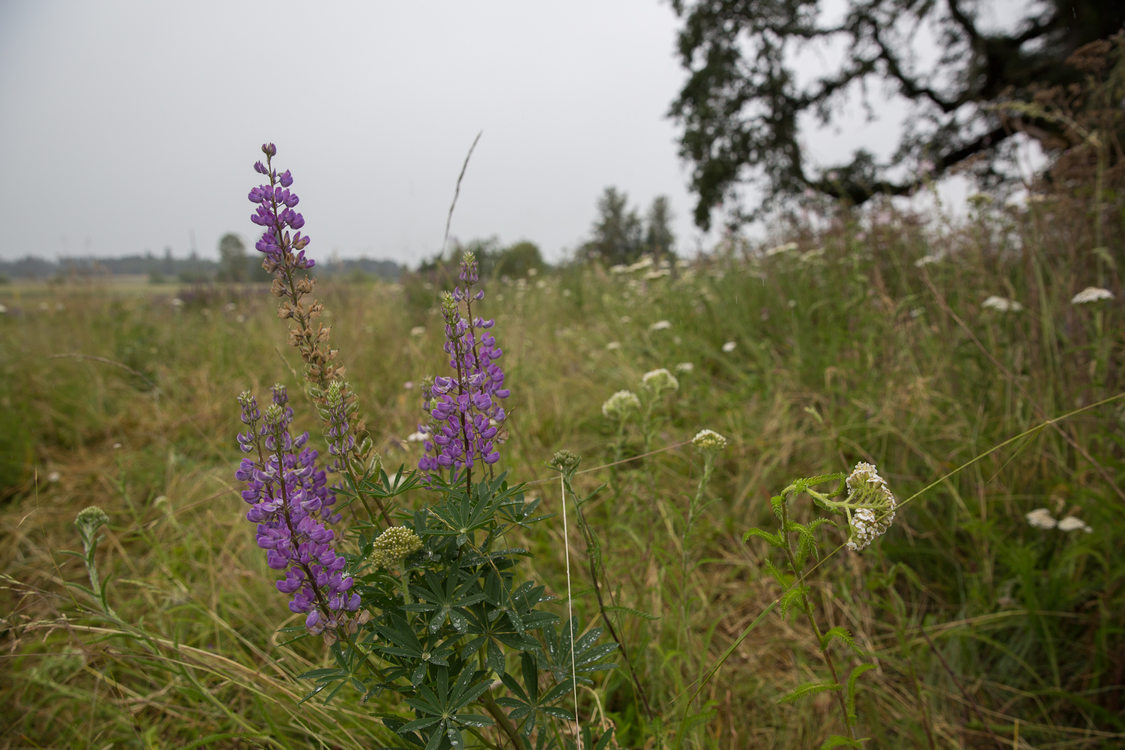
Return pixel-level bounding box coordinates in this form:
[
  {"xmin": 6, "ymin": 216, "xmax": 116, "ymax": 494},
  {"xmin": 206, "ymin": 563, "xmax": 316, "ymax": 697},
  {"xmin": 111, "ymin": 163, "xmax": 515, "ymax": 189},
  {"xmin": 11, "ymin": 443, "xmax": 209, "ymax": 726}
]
[
  {"xmin": 642, "ymin": 368, "xmax": 679, "ymax": 396},
  {"xmin": 371, "ymin": 526, "xmax": 423, "ymax": 569},
  {"xmin": 602, "ymin": 389, "xmax": 641, "ymax": 420},
  {"xmin": 845, "ymin": 462, "xmax": 897, "ymax": 552},
  {"xmin": 692, "ymin": 428, "xmax": 728, "ymax": 453}
]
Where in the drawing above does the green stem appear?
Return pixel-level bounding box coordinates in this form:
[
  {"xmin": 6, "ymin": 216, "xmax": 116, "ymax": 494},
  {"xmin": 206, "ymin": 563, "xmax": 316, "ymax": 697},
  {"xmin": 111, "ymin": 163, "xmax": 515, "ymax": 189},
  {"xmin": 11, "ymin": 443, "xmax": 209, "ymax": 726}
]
[
  {"xmin": 480, "ymin": 688, "xmax": 528, "ymax": 750},
  {"xmin": 779, "ymin": 499, "xmax": 856, "ymax": 741}
]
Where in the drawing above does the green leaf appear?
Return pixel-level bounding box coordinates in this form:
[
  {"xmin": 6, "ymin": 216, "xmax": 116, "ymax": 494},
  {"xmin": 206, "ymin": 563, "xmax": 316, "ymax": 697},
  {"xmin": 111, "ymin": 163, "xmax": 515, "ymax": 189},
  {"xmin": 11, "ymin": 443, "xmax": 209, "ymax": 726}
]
[
  {"xmin": 776, "ymin": 679, "xmax": 840, "ymax": 704},
  {"xmin": 846, "ymin": 663, "xmax": 876, "ymax": 723},
  {"xmin": 820, "ymin": 735, "xmax": 866, "ymax": 749},
  {"xmin": 743, "ymin": 527, "xmax": 783, "ymax": 547},
  {"xmin": 820, "ymin": 626, "xmax": 855, "ymax": 651}
]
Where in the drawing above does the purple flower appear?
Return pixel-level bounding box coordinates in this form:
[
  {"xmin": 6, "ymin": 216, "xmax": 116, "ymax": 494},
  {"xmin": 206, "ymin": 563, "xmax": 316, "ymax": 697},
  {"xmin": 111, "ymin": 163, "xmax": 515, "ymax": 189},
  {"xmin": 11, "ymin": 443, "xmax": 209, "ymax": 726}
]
[
  {"xmin": 419, "ymin": 252, "xmax": 510, "ymax": 481},
  {"xmin": 247, "ymin": 143, "xmax": 314, "ymax": 273},
  {"xmin": 236, "ymin": 387, "xmax": 359, "ymax": 634}
]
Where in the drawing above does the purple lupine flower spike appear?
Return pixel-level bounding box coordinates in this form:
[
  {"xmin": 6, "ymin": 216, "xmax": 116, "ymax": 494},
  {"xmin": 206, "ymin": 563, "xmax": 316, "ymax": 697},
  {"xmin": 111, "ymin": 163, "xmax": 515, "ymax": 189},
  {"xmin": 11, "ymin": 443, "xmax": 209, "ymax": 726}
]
[
  {"xmin": 419, "ymin": 252, "xmax": 510, "ymax": 481},
  {"xmin": 248, "ymin": 143, "xmax": 314, "ymax": 273},
  {"xmin": 235, "ymin": 387, "xmax": 359, "ymax": 634}
]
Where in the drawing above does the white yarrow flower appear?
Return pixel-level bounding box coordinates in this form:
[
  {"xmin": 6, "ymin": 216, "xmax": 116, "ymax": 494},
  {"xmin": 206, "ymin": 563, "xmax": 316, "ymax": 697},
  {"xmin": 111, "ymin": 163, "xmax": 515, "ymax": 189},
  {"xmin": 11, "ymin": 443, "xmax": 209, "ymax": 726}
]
[
  {"xmin": 982, "ymin": 295, "xmax": 1023, "ymax": 312},
  {"xmin": 721, "ymin": 340, "xmax": 737, "ymax": 353},
  {"xmin": 602, "ymin": 390, "xmax": 641, "ymax": 420},
  {"xmin": 914, "ymin": 254, "xmax": 940, "ymax": 268},
  {"xmin": 1025, "ymin": 508, "xmax": 1057, "ymax": 529},
  {"xmin": 642, "ymin": 368, "xmax": 679, "ymax": 395},
  {"xmin": 1071, "ymin": 286, "xmax": 1113, "ymax": 305},
  {"xmin": 692, "ymin": 428, "xmax": 728, "ymax": 452},
  {"xmin": 649, "ymin": 319, "xmax": 672, "ymax": 331},
  {"xmin": 675, "ymin": 362, "xmax": 694, "ymax": 373},
  {"xmin": 605, "ymin": 341, "xmax": 622, "ymax": 351},
  {"xmin": 844, "ymin": 462, "xmax": 897, "ymax": 552},
  {"xmin": 1057, "ymin": 515, "xmax": 1092, "ymax": 533}
]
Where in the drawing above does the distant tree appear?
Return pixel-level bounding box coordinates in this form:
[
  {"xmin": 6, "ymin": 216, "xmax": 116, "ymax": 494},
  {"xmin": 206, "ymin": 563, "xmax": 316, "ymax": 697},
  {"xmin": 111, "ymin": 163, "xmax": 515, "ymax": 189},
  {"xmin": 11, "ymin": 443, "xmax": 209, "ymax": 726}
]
[
  {"xmin": 669, "ymin": 0, "xmax": 1125, "ymax": 228},
  {"xmin": 493, "ymin": 240, "xmax": 545, "ymax": 278},
  {"xmin": 644, "ymin": 195, "xmax": 676, "ymax": 260},
  {"xmin": 582, "ymin": 187, "xmax": 644, "ymax": 265},
  {"xmin": 217, "ymin": 233, "xmax": 247, "ymax": 282}
]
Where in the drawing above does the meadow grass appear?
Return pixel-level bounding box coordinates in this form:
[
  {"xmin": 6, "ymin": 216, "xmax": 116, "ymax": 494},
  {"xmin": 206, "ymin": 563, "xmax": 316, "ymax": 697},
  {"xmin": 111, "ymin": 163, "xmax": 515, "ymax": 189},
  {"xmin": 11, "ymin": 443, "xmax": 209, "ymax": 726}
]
[{"xmin": 1, "ymin": 192, "xmax": 1122, "ymax": 748}]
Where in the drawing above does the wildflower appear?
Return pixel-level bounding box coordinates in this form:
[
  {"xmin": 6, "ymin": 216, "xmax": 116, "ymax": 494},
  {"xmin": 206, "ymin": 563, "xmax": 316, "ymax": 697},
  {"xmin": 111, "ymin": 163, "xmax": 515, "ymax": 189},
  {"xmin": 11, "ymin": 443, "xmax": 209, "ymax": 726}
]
[
  {"xmin": 46, "ymin": 470, "xmax": 61, "ymax": 483},
  {"xmin": 843, "ymin": 462, "xmax": 897, "ymax": 551},
  {"xmin": 765, "ymin": 241, "xmax": 798, "ymax": 257},
  {"xmin": 371, "ymin": 526, "xmax": 423, "ymax": 570},
  {"xmin": 982, "ymin": 296, "xmax": 1023, "ymax": 312},
  {"xmin": 410, "ymin": 326, "xmax": 426, "ymax": 337},
  {"xmin": 675, "ymin": 362, "xmax": 694, "ymax": 373},
  {"xmin": 602, "ymin": 390, "xmax": 641, "ymax": 420},
  {"xmin": 721, "ymin": 341, "xmax": 737, "ymax": 353},
  {"xmin": 691, "ymin": 429, "xmax": 727, "ymax": 453},
  {"xmin": 418, "ymin": 252, "xmax": 510, "ymax": 481},
  {"xmin": 642, "ymin": 368, "xmax": 679, "ymax": 396},
  {"xmin": 605, "ymin": 341, "xmax": 622, "ymax": 351},
  {"xmin": 643, "ymin": 269, "xmax": 671, "ymax": 280},
  {"xmin": 406, "ymin": 430, "xmax": 427, "ymax": 443},
  {"xmin": 914, "ymin": 254, "xmax": 940, "ymax": 268},
  {"xmin": 1057, "ymin": 515, "xmax": 1092, "ymax": 533},
  {"xmin": 649, "ymin": 320, "xmax": 672, "ymax": 332},
  {"xmin": 1025, "ymin": 507, "xmax": 1056, "ymax": 529},
  {"xmin": 235, "ymin": 387, "xmax": 359, "ymax": 634},
  {"xmin": 1071, "ymin": 286, "xmax": 1113, "ymax": 305},
  {"xmin": 75, "ymin": 506, "xmax": 110, "ymax": 539},
  {"xmin": 627, "ymin": 256, "xmax": 655, "ymax": 272}
]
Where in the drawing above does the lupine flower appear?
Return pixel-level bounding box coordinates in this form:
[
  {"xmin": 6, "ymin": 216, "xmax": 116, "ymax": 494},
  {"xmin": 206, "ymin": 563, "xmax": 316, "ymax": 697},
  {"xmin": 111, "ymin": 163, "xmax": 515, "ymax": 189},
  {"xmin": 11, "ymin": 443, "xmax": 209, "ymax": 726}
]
[
  {"xmin": 602, "ymin": 390, "xmax": 641, "ymax": 420},
  {"xmin": 248, "ymin": 143, "xmax": 313, "ymax": 273},
  {"xmin": 843, "ymin": 462, "xmax": 897, "ymax": 551},
  {"xmin": 1071, "ymin": 286, "xmax": 1113, "ymax": 305},
  {"xmin": 236, "ymin": 386, "xmax": 359, "ymax": 634},
  {"xmin": 982, "ymin": 295, "xmax": 1023, "ymax": 312},
  {"xmin": 419, "ymin": 252, "xmax": 510, "ymax": 481}
]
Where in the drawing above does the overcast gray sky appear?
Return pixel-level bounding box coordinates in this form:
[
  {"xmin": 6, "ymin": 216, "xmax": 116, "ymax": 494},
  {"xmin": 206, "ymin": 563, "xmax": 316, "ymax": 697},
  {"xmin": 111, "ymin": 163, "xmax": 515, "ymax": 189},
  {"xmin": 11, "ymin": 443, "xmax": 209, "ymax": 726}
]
[{"xmin": 0, "ymin": 0, "xmax": 731, "ymax": 266}]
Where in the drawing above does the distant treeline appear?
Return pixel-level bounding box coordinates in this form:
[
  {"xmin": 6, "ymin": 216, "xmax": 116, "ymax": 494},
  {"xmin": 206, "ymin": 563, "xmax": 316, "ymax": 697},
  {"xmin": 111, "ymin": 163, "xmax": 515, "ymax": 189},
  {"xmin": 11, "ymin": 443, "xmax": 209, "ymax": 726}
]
[{"xmin": 0, "ymin": 253, "xmax": 405, "ymax": 283}]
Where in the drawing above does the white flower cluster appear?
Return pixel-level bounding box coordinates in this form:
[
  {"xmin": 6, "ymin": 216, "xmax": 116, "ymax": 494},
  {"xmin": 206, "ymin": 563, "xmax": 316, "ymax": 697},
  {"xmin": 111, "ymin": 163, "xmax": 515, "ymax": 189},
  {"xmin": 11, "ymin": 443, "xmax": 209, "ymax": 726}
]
[
  {"xmin": 1071, "ymin": 286, "xmax": 1113, "ymax": 305},
  {"xmin": 602, "ymin": 389, "xmax": 641, "ymax": 420},
  {"xmin": 649, "ymin": 319, "xmax": 673, "ymax": 332},
  {"xmin": 371, "ymin": 526, "xmax": 423, "ymax": 569},
  {"xmin": 642, "ymin": 367, "xmax": 679, "ymax": 395},
  {"xmin": 691, "ymin": 428, "xmax": 727, "ymax": 453},
  {"xmin": 845, "ymin": 462, "xmax": 897, "ymax": 552},
  {"xmin": 1025, "ymin": 507, "xmax": 1092, "ymax": 533},
  {"xmin": 982, "ymin": 295, "xmax": 1023, "ymax": 312}
]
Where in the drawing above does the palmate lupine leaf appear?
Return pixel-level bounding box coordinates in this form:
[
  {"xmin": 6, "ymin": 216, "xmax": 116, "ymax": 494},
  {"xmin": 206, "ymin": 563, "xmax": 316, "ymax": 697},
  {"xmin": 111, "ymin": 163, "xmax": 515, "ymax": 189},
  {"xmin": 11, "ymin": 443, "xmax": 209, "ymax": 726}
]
[
  {"xmin": 543, "ymin": 620, "xmax": 617, "ymax": 686},
  {"xmin": 404, "ymin": 569, "xmax": 486, "ymax": 634},
  {"xmin": 398, "ymin": 665, "xmax": 494, "ymax": 750},
  {"xmin": 496, "ymin": 653, "xmax": 574, "ymax": 738}
]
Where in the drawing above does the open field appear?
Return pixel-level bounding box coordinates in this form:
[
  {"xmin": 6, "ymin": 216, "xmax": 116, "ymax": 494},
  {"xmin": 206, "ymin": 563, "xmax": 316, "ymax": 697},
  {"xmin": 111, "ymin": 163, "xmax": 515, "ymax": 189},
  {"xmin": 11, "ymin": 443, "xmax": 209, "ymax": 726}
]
[{"xmin": 1, "ymin": 197, "xmax": 1123, "ymax": 748}]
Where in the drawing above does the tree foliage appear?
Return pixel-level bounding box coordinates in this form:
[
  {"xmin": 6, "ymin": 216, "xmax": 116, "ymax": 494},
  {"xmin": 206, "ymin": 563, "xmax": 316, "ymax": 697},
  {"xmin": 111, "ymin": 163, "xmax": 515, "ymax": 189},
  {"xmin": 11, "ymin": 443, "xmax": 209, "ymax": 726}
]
[
  {"xmin": 581, "ymin": 188, "xmax": 677, "ymax": 265},
  {"xmin": 669, "ymin": 0, "xmax": 1125, "ymax": 228}
]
